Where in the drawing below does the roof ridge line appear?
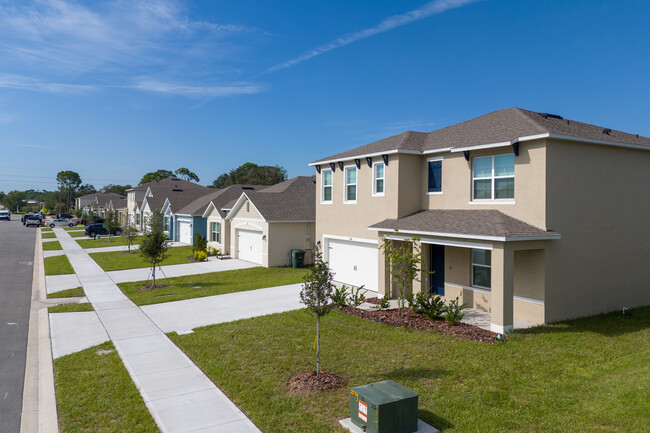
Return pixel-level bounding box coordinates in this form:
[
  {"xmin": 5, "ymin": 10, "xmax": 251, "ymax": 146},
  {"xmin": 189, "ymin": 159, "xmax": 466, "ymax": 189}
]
[{"xmin": 512, "ymin": 108, "xmax": 548, "ymax": 134}]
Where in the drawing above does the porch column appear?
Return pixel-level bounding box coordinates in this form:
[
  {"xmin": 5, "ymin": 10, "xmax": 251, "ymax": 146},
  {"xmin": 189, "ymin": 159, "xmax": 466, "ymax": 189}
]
[
  {"xmin": 491, "ymin": 243, "xmax": 514, "ymax": 334},
  {"xmin": 413, "ymin": 241, "xmax": 429, "ymax": 294},
  {"xmin": 378, "ymin": 237, "xmax": 391, "ymax": 298}
]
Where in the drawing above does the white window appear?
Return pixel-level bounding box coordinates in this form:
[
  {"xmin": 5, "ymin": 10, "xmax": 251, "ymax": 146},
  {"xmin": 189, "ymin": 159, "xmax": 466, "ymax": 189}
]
[
  {"xmin": 164, "ymin": 215, "xmax": 169, "ymax": 231},
  {"xmin": 344, "ymin": 166, "xmax": 357, "ymax": 203},
  {"xmin": 321, "ymin": 169, "xmax": 333, "ymax": 203},
  {"xmin": 372, "ymin": 162, "xmax": 385, "ymax": 196},
  {"xmin": 472, "ymin": 154, "xmax": 515, "ymax": 201},
  {"xmin": 472, "ymin": 249, "xmax": 491, "ymax": 289},
  {"xmin": 136, "ymin": 212, "xmax": 141, "ymax": 225},
  {"xmin": 211, "ymin": 221, "xmax": 221, "ymax": 243}
]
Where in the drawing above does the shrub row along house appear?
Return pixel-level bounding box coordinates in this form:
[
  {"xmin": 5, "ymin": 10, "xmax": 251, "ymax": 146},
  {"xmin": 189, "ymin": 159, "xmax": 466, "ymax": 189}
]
[
  {"xmin": 126, "ymin": 176, "xmax": 315, "ymax": 267},
  {"xmin": 310, "ymin": 107, "xmax": 650, "ymax": 333}
]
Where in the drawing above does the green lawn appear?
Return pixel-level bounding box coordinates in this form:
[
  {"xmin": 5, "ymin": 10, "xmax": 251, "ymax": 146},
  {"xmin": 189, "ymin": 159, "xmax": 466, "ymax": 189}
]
[
  {"xmin": 53, "ymin": 342, "xmax": 158, "ymax": 432},
  {"xmin": 170, "ymin": 307, "xmax": 650, "ymax": 433},
  {"xmin": 44, "ymin": 255, "xmax": 74, "ymax": 276},
  {"xmin": 119, "ymin": 267, "xmax": 309, "ymax": 305},
  {"xmin": 42, "ymin": 241, "xmax": 63, "ymax": 251},
  {"xmin": 41, "ymin": 232, "xmax": 56, "ymax": 239},
  {"xmin": 90, "ymin": 245, "xmax": 192, "ymax": 271},
  {"xmin": 49, "ymin": 303, "xmax": 94, "ymax": 313},
  {"xmin": 64, "ymin": 225, "xmax": 83, "ymax": 231},
  {"xmin": 68, "ymin": 231, "xmax": 86, "ymax": 238},
  {"xmin": 48, "ymin": 287, "xmax": 84, "ymax": 299},
  {"xmin": 77, "ymin": 235, "xmax": 143, "ymax": 249},
  {"xmin": 41, "ymin": 227, "xmax": 52, "ymax": 232}
]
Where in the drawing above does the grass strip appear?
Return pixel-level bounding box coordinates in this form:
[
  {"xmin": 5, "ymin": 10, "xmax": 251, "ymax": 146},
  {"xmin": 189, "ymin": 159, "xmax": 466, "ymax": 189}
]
[
  {"xmin": 64, "ymin": 226, "xmax": 83, "ymax": 231},
  {"xmin": 171, "ymin": 307, "xmax": 650, "ymax": 433},
  {"xmin": 49, "ymin": 303, "xmax": 94, "ymax": 313},
  {"xmin": 119, "ymin": 266, "xmax": 309, "ymax": 305},
  {"xmin": 68, "ymin": 231, "xmax": 86, "ymax": 238},
  {"xmin": 48, "ymin": 287, "xmax": 84, "ymax": 299},
  {"xmin": 44, "ymin": 255, "xmax": 74, "ymax": 276},
  {"xmin": 42, "ymin": 241, "xmax": 63, "ymax": 251},
  {"xmin": 54, "ymin": 341, "xmax": 158, "ymax": 432},
  {"xmin": 77, "ymin": 235, "xmax": 143, "ymax": 249},
  {"xmin": 90, "ymin": 245, "xmax": 192, "ymax": 271},
  {"xmin": 41, "ymin": 232, "xmax": 57, "ymax": 239},
  {"xmin": 41, "ymin": 227, "xmax": 53, "ymax": 232}
]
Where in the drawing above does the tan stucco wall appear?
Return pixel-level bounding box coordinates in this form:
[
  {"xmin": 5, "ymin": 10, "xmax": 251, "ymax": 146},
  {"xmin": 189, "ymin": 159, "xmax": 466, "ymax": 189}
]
[
  {"xmin": 268, "ymin": 222, "xmax": 316, "ymax": 267},
  {"xmin": 544, "ymin": 139, "xmax": 650, "ymax": 322},
  {"xmin": 235, "ymin": 197, "xmax": 264, "ymax": 220},
  {"xmin": 205, "ymin": 206, "xmax": 230, "ymax": 255},
  {"xmin": 228, "ymin": 198, "xmax": 268, "ymax": 266}
]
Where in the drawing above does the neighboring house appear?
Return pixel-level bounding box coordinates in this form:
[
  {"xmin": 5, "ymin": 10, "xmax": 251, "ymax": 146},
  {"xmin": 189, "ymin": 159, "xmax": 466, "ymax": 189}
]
[
  {"xmin": 126, "ymin": 177, "xmax": 209, "ymax": 232},
  {"xmin": 75, "ymin": 193, "xmax": 126, "ymax": 220},
  {"xmin": 169, "ymin": 184, "xmax": 266, "ymax": 247},
  {"xmin": 223, "ymin": 177, "xmax": 315, "ymax": 267},
  {"xmin": 310, "ymin": 107, "xmax": 650, "ymax": 333}
]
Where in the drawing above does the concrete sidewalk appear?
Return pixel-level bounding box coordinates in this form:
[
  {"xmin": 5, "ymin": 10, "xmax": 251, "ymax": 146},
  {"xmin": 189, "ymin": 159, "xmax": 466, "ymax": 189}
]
[{"xmin": 52, "ymin": 227, "xmax": 261, "ymax": 433}]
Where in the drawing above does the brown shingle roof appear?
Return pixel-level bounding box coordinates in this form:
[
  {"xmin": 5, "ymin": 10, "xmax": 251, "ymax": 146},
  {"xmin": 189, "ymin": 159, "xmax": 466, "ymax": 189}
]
[
  {"xmin": 141, "ymin": 177, "xmax": 211, "ymax": 212},
  {"xmin": 369, "ymin": 209, "xmax": 560, "ymax": 241},
  {"xmin": 239, "ymin": 176, "xmax": 315, "ymax": 222},
  {"xmin": 177, "ymin": 185, "xmax": 267, "ymax": 217},
  {"xmin": 312, "ymin": 107, "xmax": 650, "ymax": 164}
]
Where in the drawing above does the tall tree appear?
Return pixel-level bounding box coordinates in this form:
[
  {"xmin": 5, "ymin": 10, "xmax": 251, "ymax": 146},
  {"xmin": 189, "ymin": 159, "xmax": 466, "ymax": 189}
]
[
  {"xmin": 174, "ymin": 168, "xmax": 200, "ymax": 182},
  {"xmin": 3, "ymin": 190, "xmax": 26, "ymax": 212},
  {"xmin": 101, "ymin": 184, "xmax": 132, "ymax": 195},
  {"xmin": 140, "ymin": 170, "xmax": 174, "ymax": 185},
  {"xmin": 77, "ymin": 184, "xmax": 96, "ymax": 196},
  {"xmin": 210, "ymin": 162, "xmax": 286, "ymax": 188},
  {"xmin": 56, "ymin": 170, "xmax": 82, "ymax": 211}
]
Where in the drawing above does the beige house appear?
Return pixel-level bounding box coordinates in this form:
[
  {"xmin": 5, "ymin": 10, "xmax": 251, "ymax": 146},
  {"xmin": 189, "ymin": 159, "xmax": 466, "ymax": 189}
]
[
  {"xmin": 310, "ymin": 107, "xmax": 650, "ymax": 333},
  {"xmin": 223, "ymin": 177, "xmax": 315, "ymax": 267}
]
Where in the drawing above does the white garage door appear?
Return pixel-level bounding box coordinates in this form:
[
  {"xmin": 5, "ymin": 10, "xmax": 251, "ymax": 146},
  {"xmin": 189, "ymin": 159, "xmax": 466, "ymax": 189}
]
[
  {"xmin": 326, "ymin": 239, "xmax": 378, "ymax": 291},
  {"xmin": 179, "ymin": 221, "xmax": 192, "ymax": 244},
  {"xmin": 238, "ymin": 229, "xmax": 263, "ymax": 264}
]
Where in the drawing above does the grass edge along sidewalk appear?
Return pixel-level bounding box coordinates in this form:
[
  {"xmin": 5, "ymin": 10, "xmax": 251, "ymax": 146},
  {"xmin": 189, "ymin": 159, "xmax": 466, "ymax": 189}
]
[
  {"xmin": 170, "ymin": 306, "xmax": 650, "ymax": 433},
  {"xmin": 44, "ymin": 255, "xmax": 74, "ymax": 276},
  {"xmin": 119, "ymin": 266, "xmax": 309, "ymax": 305},
  {"xmin": 89, "ymin": 245, "xmax": 192, "ymax": 271}
]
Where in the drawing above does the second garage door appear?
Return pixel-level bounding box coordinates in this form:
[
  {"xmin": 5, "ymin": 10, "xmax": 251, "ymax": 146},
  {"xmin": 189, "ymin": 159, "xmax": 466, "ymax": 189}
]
[
  {"xmin": 178, "ymin": 221, "xmax": 192, "ymax": 244},
  {"xmin": 237, "ymin": 229, "xmax": 263, "ymax": 264},
  {"xmin": 326, "ymin": 239, "xmax": 378, "ymax": 291}
]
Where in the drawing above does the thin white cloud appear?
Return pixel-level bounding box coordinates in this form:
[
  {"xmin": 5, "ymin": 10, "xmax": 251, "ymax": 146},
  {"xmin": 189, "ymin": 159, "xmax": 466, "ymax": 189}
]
[
  {"xmin": 262, "ymin": 0, "xmax": 482, "ymax": 75},
  {"xmin": 0, "ymin": 74, "xmax": 97, "ymax": 94},
  {"xmin": 0, "ymin": 110, "xmax": 23, "ymax": 125},
  {"xmin": 132, "ymin": 79, "xmax": 263, "ymax": 97}
]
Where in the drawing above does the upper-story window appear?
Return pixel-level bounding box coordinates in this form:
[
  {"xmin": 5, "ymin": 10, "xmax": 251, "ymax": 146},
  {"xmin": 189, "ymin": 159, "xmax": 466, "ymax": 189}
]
[
  {"xmin": 321, "ymin": 169, "xmax": 333, "ymax": 203},
  {"xmin": 344, "ymin": 166, "xmax": 357, "ymax": 203},
  {"xmin": 427, "ymin": 157, "xmax": 443, "ymax": 194},
  {"xmin": 372, "ymin": 162, "xmax": 385, "ymax": 196},
  {"xmin": 472, "ymin": 154, "xmax": 515, "ymax": 200}
]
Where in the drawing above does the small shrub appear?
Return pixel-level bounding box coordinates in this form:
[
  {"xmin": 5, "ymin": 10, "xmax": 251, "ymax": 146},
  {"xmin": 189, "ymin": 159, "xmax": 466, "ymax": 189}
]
[
  {"xmin": 347, "ymin": 286, "xmax": 366, "ymax": 308},
  {"xmin": 331, "ymin": 285, "xmax": 348, "ymax": 306},
  {"xmin": 206, "ymin": 246, "xmax": 220, "ymax": 257},
  {"xmin": 444, "ymin": 297, "xmax": 467, "ymax": 325},
  {"xmin": 193, "ymin": 250, "xmax": 207, "ymax": 262},
  {"xmin": 192, "ymin": 231, "xmax": 207, "ymax": 254},
  {"xmin": 375, "ymin": 296, "xmax": 390, "ymax": 310}
]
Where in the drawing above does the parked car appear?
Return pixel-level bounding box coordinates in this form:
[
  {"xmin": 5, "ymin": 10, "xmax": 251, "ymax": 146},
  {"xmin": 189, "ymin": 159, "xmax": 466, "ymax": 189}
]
[
  {"xmin": 84, "ymin": 223, "xmax": 122, "ymax": 237},
  {"xmin": 56, "ymin": 213, "xmax": 75, "ymax": 219},
  {"xmin": 49, "ymin": 218, "xmax": 75, "ymax": 228},
  {"xmin": 22, "ymin": 213, "xmax": 42, "ymax": 226},
  {"xmin": 0, "ymin": 210, "xmax": 10, "ymax": 221},
  {"xmin": 25, "ymin": 215, "xmax": 42, "ymax": 227},
  {"xmin": 79, "ymin": 216, "xmax": 104, "ymax": 226}
]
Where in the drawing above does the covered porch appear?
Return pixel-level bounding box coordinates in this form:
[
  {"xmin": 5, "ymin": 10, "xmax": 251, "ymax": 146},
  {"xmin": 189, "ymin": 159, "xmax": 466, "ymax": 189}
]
[{"xmin": 369, "ymin": 209, "xmax": 560, "ymax": 333}]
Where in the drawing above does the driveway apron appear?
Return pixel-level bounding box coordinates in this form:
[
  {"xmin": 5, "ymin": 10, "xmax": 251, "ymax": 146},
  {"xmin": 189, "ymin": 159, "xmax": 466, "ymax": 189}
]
[{"xmin": 53, "ymin": 228, "xmax": 260, "ymax": 433}]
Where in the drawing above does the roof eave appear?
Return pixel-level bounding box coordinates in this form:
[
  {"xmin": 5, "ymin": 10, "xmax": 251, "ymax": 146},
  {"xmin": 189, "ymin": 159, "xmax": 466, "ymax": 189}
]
[{"xmin": 367, "ymin": 227, "xmax": 561, "ymax": 242}]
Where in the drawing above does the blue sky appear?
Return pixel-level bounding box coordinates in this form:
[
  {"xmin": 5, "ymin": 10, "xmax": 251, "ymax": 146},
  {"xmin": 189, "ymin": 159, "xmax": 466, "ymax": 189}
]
[{"xmin": 1, "ymin": 0, "xmax": 648, "ymax": 191}]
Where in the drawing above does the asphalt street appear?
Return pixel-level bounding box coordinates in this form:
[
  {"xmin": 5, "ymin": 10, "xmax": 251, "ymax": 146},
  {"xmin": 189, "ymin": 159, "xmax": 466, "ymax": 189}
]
[{"xmin": 0, "ymin": 218, "xmax": 36, "ymax": 433}]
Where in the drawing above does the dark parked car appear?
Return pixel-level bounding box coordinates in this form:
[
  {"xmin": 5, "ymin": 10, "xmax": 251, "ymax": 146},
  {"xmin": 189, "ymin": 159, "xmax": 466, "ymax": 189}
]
[
  {"xmin": 80, "ymin": 216, "xmax": 104, "ymax": 226},
  {"xmin": 56, "ymin": 213, "xmax": 75, "ymax": 219},
  {"xmin": 25, "ymin": 215, "xmax": 42, "ymax": 227},
  {"xmin": 85, "ymin": 223, "xmax": 122, "ymax": 237},
  {"xmin": 23, "ymin": 213, "xmax": 42, "ymax": 226}
]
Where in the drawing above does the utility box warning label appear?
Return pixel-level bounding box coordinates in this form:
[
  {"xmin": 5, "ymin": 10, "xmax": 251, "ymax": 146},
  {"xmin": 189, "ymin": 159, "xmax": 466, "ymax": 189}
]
[{"xmin": 358, "ymin": 401, "xmax": 368, "ymax": 422}]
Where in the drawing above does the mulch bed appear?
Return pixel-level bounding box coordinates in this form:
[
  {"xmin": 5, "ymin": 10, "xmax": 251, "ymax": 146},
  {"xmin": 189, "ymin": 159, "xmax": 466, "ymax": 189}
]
[
  {"xmin": 287, "ymin": 370, "xmax": 346, "ymax": 395},
  {"xmin": 334, "ymin": 305, "xmax": 498, "ymax": 343},
  {"xmin": 139, "ymin": 284, "xmax": 168, "ymax": 291}
]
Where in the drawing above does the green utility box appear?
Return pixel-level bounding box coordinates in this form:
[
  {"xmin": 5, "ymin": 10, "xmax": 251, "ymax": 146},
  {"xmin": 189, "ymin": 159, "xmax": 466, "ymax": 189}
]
[
  {"xmin": 291, "ymin": 249, "xmax": 305, "ymax": 268},
  {"xmin": 350, "ymin": 380, "xmax": 418, "ymax": 433}
]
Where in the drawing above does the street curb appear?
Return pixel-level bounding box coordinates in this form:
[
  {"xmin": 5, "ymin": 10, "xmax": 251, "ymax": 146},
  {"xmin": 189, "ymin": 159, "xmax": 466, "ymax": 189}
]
[{"xmin": 20, "ymin": 228, "xmax": 59, "ymax": 433}]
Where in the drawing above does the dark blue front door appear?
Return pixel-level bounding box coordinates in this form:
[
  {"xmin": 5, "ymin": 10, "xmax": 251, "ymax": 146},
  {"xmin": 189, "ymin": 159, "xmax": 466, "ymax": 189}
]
[{"xmin": 429, "ymin": 244, "xmax": 445, "ymax": 295}]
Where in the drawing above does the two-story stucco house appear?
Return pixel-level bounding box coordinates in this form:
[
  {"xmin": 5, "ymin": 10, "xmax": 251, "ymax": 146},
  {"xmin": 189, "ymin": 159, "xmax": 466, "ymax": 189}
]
[{"xmin": 310, "ymin": 107, "xmax": 650, "ymax": 333}]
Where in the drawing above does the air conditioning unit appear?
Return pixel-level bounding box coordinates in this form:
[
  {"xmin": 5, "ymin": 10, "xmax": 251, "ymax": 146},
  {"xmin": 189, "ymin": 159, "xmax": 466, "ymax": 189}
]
[{"xmin": 349, "ymin": 380, "xmax": 418, "ymax": 433}]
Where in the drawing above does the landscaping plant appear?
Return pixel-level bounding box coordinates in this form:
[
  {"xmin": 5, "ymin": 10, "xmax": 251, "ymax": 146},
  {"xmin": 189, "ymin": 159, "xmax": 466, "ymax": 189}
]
[
  {"xmin": 444, "ymin": 297, "xmax": 467, "ymax": 325},
  {"xmin": 380, "ymin": 232, "xmax": 425, "ymax": 316},
  {"xmin": 298, "ymin": 245, "xmax": 333, "ymax": 376},
  {"xmin": 193, "ymin": 250, "xmax": 207, "ymax": 262},
  {"xmin": 122, "ymin": 226, "xmax": 138, "ymax": 253},
  {"xmin": 138, "ymin": 215, "xmax": 168, "ymax": 286},
  {"xmin": 192, "ymin": 230, "xmax": 207, "ymax": 255},
  {"xmin": 330, "ymin": 285, "xmax": 349, "ymax": 306},
  {"xmin": 375, "ymin": 296, "xmax": 390, "ymax": 310},
  {"xmin": 347, "ymin": 285, "xmax": 366, "ymax": 307},
  {"xmin": 104, "ymin": 209, "xmax": 118, "ymax": 242}
]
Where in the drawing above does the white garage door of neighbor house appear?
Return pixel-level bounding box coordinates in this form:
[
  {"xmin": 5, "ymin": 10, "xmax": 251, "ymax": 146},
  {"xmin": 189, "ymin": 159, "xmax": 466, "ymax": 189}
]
[
  {"xmin": 179, "ymin": 221, "xmax": 192, "ymax": 244},
  {"xmin": 238, "ymin": 229, "xmax": 263, "ymax": 264},
  {"xmin": 327, "ymin": 239, "xmax": 378, "ymax": 291}
]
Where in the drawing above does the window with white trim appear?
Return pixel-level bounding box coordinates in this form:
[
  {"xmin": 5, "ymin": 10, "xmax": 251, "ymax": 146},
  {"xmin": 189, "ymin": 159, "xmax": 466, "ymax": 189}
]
[
  {"xmin": 472, "ymin": 154, "xmax": 514, "ymax": 200},
  {"xmin": 136, "ymin": 212, "xmax": 141, "ymax": 225},
  {"xmin": 344, "ymin": 166, "xmax": 357, "ymax": 203},
  {"xmin": 211, "ymin": 221, "xmax": 221, "ymax": 243},
  {"xmin": 164, "ymin": 215, "xmax": 169, "ymax": 231},
  {"xmin": 427, "ymin": 157, "xmax": 443, "ymax": 194},
  {"xmin": 372, "ymin": 162, "xmax": 385, "ymax": 196},
  {"xmin": 472, "ymin": 249, "xmax": 491, "ymax": 289},
  {"xmin": 321, "ymin": 169, "xmax": 333, "ymax": 203}
]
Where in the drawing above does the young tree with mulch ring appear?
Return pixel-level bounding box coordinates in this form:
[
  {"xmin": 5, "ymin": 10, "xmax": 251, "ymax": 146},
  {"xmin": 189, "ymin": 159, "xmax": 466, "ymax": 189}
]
[
  {"xmin": 122, "ymin": 226, "xmax": 138, "ymax": 253},
  {"xmin": 381, "ymin": 231, "xmax": 425, "ymax": 317},
  {"xmin": 104, "ymin": 209, "xmax": 118, "ymax": 243},
  {"xmin": 139, "ymin": 231, "xmax": 168, "ymax": 287}
]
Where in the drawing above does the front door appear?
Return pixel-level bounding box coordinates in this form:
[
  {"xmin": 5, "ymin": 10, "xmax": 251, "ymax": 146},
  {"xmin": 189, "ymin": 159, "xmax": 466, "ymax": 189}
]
[{"xmin": 429, "ymin": 244, "xmax": 445, "ymax": 295}]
